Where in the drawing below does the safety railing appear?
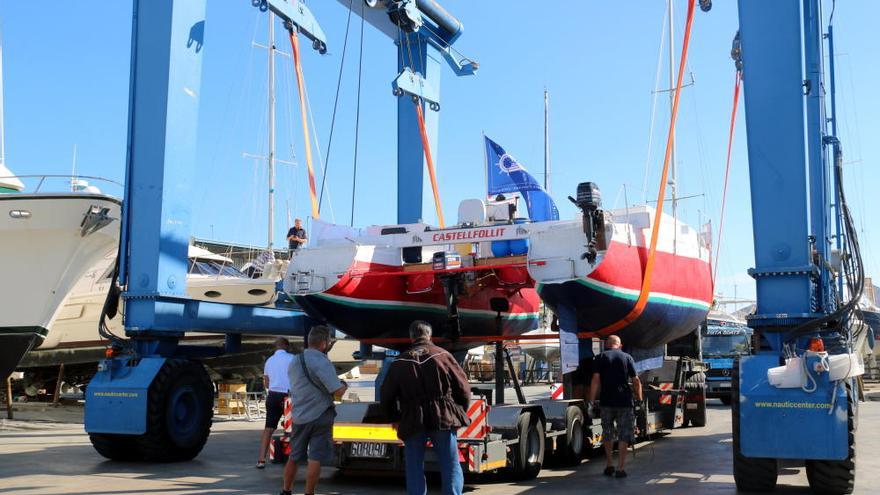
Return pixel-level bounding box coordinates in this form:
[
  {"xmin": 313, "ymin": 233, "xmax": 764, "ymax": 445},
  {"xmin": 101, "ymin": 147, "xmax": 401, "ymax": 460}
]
[{"xmin": 0, "ymin": 174, "xmax": 123, "ymax": 195}]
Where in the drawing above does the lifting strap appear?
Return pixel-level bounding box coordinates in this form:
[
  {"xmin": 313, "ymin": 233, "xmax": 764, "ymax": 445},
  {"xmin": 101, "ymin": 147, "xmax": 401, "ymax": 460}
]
[
  {"xmin": 413, "ymin": 99, "xmax": 446, "ymax": 228},
  {"xmin": 590, "ymin": 0, "xmax": 697, "ymax": 338},
  {"xmin": 713, "ymin": 70, "xmax": 743, "ymax": 286},
  {"xmin": 289, "ymin": 29, "xmax": 321, "ymax": 220}
]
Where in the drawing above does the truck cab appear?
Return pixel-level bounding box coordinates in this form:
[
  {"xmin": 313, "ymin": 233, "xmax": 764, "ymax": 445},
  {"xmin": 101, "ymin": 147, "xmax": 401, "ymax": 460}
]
[{"xmin": 701, "ymin": 312, "xmax": 752, "ymax": 405}]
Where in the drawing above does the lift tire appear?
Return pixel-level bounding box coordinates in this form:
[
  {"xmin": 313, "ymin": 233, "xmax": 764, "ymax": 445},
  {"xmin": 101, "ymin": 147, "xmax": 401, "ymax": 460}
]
[
  {"xmin": 557, "ymin": 405, "xmax": 585, "ymax": 466},
  {"xmin": 512, "ymin": 411, "xmax": 545, "ymax": 480},
  {"xmin": 89, "ymin": 433, "xmax": 143, "ymax": 461},
  {"xmin": 731, "ymin": 362, "xmax": 777, "ymax": 492},
  {"xmin": 805, "ymin": 383, "xmax": 856, "ymax": 495},
  {"xmin": 137, "ymin": 359, "xmax": 214, "ymax": 462}
]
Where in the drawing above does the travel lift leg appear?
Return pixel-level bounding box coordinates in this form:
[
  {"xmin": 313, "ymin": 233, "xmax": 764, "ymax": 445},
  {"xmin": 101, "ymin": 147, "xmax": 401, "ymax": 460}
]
[
  {"xmin": 735, "ymin": 0, "xmax": 857, "ymax": 493},
  {"xmin": 83, "ymin": 0, "xmax": 319, "ymax": 462}
]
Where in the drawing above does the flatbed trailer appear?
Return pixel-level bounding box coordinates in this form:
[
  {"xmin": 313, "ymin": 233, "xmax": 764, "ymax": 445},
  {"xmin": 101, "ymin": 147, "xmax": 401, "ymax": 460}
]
[{"xmin": 329, "ymin": 330, "xmax": 707, "ymax": 479}]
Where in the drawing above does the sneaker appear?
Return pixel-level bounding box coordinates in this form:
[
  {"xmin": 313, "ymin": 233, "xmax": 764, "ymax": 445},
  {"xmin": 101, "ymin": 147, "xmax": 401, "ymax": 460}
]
[
  {"xmin": 603, "ymin": 466, "xmax": 615, "ymax": 476},
  {"xmin": 278, "ymin": 491, "xmax": 292, "ymax": 495},
  {"xmin": 615, "ymin": 469, "xmax": 628, "ymax": 478},
  {"xmin": 255, "ymin": 461, "xmax": 266, "ymax": 469}
]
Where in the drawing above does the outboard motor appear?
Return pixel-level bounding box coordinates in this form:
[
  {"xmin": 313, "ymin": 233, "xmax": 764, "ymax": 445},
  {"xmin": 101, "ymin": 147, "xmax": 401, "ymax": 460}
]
[{"xmin": 569, "ymin": 182, "xmax": 607, "ymax": 265}]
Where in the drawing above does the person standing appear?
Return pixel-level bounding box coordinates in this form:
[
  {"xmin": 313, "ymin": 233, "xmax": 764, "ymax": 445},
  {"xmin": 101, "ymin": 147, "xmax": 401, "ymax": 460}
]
[
  {"xmin": 257, "ymin": 337, "xmax": 294, "ymax": 469},
  {"xmin": 380, "ymin": 321, "xmax": 471, "ymax": 495},
  {"xmin": 589, "ymin": 335, "xmax": 643, "ymax": 478},
  {"xmin": 286, "ymin": 218, "xmax": 308, "ymax": 257},
  {"xmin": 280, "ymin": 326, "xmax": 347, "ymax": 495}
]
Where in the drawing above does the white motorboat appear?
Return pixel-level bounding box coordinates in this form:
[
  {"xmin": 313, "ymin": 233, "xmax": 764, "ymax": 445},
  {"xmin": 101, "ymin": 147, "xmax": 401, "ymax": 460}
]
[
  {"xmin": 0, "ymin": 183, "xmax": 121, "ymax": 379},
  {"xmin": 186, "ymin": 245, "xmax": 277, "ymax": 305},
  {"xmin": 37, "ymin": 244, "xmax": 277, "ymax": 354},
  {"xmin": 0, "ymin": 35, "xmax": 121, "ymax": 378}
]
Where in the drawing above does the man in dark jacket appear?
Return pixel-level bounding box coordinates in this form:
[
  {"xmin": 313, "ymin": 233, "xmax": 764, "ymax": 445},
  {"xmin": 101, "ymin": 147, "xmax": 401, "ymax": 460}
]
[{"xmin": 380, "ymin": 321, "xmax": 471, "ymax": 495}]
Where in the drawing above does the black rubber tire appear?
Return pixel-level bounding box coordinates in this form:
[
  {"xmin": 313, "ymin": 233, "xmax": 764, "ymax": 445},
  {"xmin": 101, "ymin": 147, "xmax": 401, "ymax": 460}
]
[
  {"xmin": 720, "ymin": 395, "xmax": 732, "ymax": 406},
  {"xmin": 684, "ymin": 372, "xmax": 708, "ymax": 427},
  {"xmin": 137, "ymin": 359, "xmax": 214, "ymax": 462},
  {"xmin": 732, "ymin": 361, "xmax": 778, "ymax": 492},
  {"xmin": 557, "ymin": 405, "xmax": 585, "ymax": 466},
  {"xmin": 805, "ymin": 382, "xmax": 856, "ymax": 495},
  {"xmin": 89, "ymin": 433, "xmax": 142, "ymax": 461},
  {"xmin": 512, "ymin": 411, "xmax": 545, "ymax": 480},
  {"xmin": 685, "ymin": 371, "xmax": 706, "ymax": 389}
]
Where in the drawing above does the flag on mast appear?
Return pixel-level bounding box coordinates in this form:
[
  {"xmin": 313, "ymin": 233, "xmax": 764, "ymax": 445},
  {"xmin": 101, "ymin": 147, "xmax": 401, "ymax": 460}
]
[{"xmin": 484, "ymin": 136, "xmax": 559, "ymax": 221}]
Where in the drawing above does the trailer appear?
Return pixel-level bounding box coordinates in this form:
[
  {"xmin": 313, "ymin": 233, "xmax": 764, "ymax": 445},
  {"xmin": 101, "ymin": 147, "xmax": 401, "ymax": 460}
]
[
  {"xmin": 330, "ymin": 341, "xmax": 596, "ymax": 479},
  {"xmin": 330, "ymin": 323, "xmax": 707, "ymax": 479}
]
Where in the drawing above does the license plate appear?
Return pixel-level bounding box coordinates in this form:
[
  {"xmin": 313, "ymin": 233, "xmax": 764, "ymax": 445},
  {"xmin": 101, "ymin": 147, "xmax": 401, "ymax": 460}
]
[{"xmin": 349, "ymin": 442, "xmax": 389, "ymax": 459}]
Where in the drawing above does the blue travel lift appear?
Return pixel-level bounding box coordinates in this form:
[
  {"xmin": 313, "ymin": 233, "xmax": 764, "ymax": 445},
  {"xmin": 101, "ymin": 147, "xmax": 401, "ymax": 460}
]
[
  {"xmin": 734, "ymin": 0, "xmax": 862, "ymax": 493},
  {"xmin": 84, "ymin": 0, "xmax": 475, "ymax": 462}
]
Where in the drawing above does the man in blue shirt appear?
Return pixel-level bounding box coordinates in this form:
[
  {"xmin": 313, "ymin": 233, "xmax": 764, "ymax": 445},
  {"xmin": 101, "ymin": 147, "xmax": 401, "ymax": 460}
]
[
  {"xmin": 589, "ymin": 335, "xmax": 643, "ymax": 478},
  {"xmin": 279, "ymin": 326, "xmax": 347, "ymax": 495},
  {"xmin": 286, "ymin": 218, "xmax": 307, "ymax": 257}
]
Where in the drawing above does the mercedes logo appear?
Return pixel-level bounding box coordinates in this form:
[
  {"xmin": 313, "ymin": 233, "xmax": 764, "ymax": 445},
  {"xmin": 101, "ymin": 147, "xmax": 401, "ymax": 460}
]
[{"xmin": 722, "ymin": 368, "xmax": 730, "ymax": 377}]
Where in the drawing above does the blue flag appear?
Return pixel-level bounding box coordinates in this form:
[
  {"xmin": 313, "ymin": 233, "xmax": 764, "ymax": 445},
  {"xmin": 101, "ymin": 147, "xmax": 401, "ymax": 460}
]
[{"xmin": 484, "ymin": 136, "xmax": 559, "ymax": 221}]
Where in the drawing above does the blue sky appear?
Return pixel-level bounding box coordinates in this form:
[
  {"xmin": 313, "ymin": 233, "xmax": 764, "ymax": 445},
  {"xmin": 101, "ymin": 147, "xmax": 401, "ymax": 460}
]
[{"xmin": 2, "ymin": 1, "xmax": 878, "ymax": 308}]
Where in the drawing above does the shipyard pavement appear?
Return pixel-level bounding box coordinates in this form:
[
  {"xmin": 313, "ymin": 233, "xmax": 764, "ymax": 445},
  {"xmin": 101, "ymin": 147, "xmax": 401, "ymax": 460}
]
[{"xmin": 2, "ymin": 392, "xmax": 879, "ymax": 494}]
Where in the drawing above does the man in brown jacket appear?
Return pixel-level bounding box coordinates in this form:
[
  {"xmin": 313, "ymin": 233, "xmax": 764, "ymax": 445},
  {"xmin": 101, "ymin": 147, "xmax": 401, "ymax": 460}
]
[{"xmin": 380, "ymin": 320, "xmax": 471, "ymax": 495}]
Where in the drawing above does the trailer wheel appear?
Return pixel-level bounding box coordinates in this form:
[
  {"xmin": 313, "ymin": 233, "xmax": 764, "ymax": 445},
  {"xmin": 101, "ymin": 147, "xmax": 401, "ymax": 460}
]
[
  {"xmin": 557, "ymin": 405, "xmax": 584, "ymax": 466},
  {"xmin": 731, "ymin": 362, "xmax": 777, "ymax": 492},
  {"xmin": 89, "ymin": 433, "xmax": 142, "ymax": 461},
  {"xmin": 684, "ymin": 372, "xmax": 707, "ymax": 427},
  {"xmin": 805, "ymin": 383, "xmax": 856, "ymax": 495},
  {"xmin": 512, "ymin": 411, "xmax": 545, "ymax": 480},
  {"xmin": 137, "ymin": 359, "xmax": 214, "ymax": 462}
]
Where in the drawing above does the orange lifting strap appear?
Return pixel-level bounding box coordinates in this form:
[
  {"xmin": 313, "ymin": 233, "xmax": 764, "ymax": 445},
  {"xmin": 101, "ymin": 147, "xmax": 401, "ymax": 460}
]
[
  {"xmin": 413, "ymin": 100, "xmax": 446, "ymax": 228},
  {"xmin": 289, "ymin": 30, "xmax": 321, "ymax": 220},
  {"xmin": 590, "ymin": 0, "xmax": 697, "ymax": 338},
  {"xmin": 713, "ymin": 70, "xmax": 743, "ymax": 286}
]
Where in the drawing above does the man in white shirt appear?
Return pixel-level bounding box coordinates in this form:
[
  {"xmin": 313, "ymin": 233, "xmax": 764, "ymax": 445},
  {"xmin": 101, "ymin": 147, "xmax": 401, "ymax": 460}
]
[{"xmin": 257, "ymin": 337, "xmax": 294, "ymax": 468}]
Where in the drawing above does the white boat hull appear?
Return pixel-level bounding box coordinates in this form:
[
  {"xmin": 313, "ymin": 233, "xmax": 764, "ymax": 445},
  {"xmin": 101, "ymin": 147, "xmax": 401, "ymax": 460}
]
[
  {"xmin": 0, "ymin": 194, "xmax": 120, "ymax": 378},
  {"xmin": 38, "ymin": 252, "xmax": 280, "ymax": 352}
]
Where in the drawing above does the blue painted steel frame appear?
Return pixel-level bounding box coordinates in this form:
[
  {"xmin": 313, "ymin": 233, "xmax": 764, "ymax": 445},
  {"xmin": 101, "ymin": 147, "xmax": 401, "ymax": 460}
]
[
  {"xmin": 397, "ymin": 31, "xmax": 442, "ymax": 224},
  {"xmin": 802, "ymin": 0, "xmax": 834, "ymax": 314},
  {"xmin": 738, "ymin": 0, "xmax": 816, "ymax": 327},
  {"xmin": 120, "ymin": 0, "xmax": 305, "ymax": 341},
  {"xmin": 739, "ymin": 355, "xmax": 849, "ymax": 460},
  {"xmin": 332, "ymin": 0, "xmax": 475, "ymax": 224},
  {"xmin": 737, "ymin": 0, "xmax": 852, "ymax": 463}
]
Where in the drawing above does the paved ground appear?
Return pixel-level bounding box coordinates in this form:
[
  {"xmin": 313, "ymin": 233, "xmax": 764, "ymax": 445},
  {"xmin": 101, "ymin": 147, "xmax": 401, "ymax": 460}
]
[{"xmin": 2, "ymin": 392, "xmax": 879, "ymax": 494}]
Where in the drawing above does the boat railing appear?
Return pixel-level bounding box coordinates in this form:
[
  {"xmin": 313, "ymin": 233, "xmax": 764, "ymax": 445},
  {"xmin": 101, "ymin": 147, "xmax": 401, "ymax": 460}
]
[{"xmin": 0, "ymin": 174, "xmax": 123, "ymax": 195}]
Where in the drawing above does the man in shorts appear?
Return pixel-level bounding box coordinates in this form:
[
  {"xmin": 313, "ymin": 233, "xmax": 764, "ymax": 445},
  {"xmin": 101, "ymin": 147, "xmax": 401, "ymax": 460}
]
[
  {"xmin": 257, "ymin": 337, "xmax": 293, "ymax": 468},
  {"xmin": 280, "ymin": 326, "xmax": 347, "ymax": 495},
  {"xmin": 589, "ymin": 335, "xmax": 643, "ymax": 478}
]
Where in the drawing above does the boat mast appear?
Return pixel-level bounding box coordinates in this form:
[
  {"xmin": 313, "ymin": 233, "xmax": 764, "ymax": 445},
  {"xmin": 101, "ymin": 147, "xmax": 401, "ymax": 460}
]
[
  {"xmin": 267, "ymin": 12, "xmax": 277, "ymax": 252},
  {"xmin": 544, "ymin": 89, "xmax": 550, "ymax": 193},
  {"xmin": 0, "ymin": 27, "xmax": 5, "ymax": 168},
  {"xmin": 667, "ymin": 0, "xmax": 677, "ymax": 219}
]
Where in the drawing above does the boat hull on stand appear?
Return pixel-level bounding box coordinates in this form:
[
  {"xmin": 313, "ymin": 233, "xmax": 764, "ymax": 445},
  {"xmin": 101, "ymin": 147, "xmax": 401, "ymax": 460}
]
[
  {"xmin": 0, "ymin": 194, "xmax": 121, "ymax": 378},
  {"xmin": 287, "ymin": 223, "xmax": 542, "ymax": 353}
]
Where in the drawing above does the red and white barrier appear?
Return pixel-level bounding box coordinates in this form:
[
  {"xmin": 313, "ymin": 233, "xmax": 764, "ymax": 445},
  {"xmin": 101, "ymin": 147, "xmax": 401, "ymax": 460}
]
[
  {"xmin": 269, "ymin": 397, "xmax": 293, "ymax": 463},
  {"xmin": 458, "ymin": 400, "xmax": 489, "ymax": 440},
  {"xmin": 658, "ymin": 383, "xmax": 673, "ymax": 405}
]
